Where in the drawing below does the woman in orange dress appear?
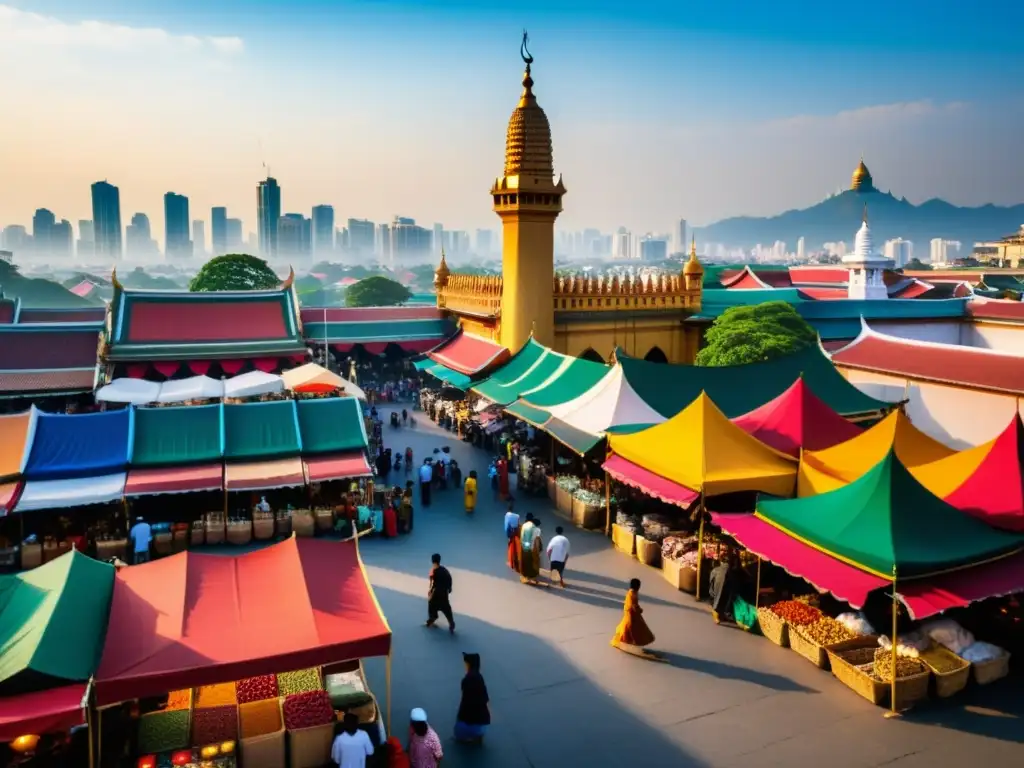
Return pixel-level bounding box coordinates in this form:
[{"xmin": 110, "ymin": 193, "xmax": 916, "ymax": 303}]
[{"xmin": 611, "ymin": 578, "xmax": 656, "ymax": 650}]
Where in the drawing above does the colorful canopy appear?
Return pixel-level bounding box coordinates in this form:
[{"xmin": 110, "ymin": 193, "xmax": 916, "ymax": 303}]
[
  {"xmin": 426, "ymin": 330, "xmax": 509, "ymax": 376},
  {"xmin": 94, "ymin": 537, "xmax": 391, "ymax": 705},
  {"xmin": 24, "ymin": 409, "xmax": 131, "ymax": 480},
  {"xmin": 304, "ymin": 452, "xmax": 373, "ymax": 483},
  {"xmin": 423, "ymin": 363, "xmax": 473, "ymax": 391},
  {"xmin": 302, "ymin": 307, "xmax": 452, "ymax": 353},
  {"xmin": 731, "ymin": 378, "xmax": 864, "ymax": 457},
  {"xmin": 16, "ymin": 474, "xmax": 128, "ymax": 513},
  {"xmin": 0, "ymin": 483, "xmax": 21, "ymax": 515},
  {"xmin": 223, "ymin": 400, "xmax": 302, "ymax": 460},
  {"xmin": 504, "ymin": 356, "xmax": 609, "ymax": 425},
  {"xmin": 470, "ymin": 339, "xmax": 550, "ymax": 405},
  {"xmin": 281, "ymin": 363, "xmax": 347, "ymax": 394},
  {"xmin": 155, "ymin": 375, "xmax": 224, "ymax": 403},
  {"xmin": 607, "ymin": 392, "xmax": 797, "ymax": 497},
  {"xmin": 221, "ymin": 370, "xmax": 285, "ymax": 399},
  {"xmin": 125, "ymin": 464, "xmax": 224, "ymax": 496},
  {"xmin": 758, "ymin": 451, "xmax": 1024, "ymax": 578},
  {"xmin": 617, "ymin": 343, "xmax": 889, "ymax": 418},
  {"xmin": 131, "ymin": 404, "xmax": 223, "ymax": 467},
  {"xmin": 225, "ymin": 458, "xmax": 305, "ymax": 491},
  {"xmin": 604, "ymin": 454, "xmax": 699, "ymax": 507},
  {"xmin": 0, "ymin": 410, "xmax": 33, "ymax": 480},
  {"xmin": 295, "ymin": 397, "xmax": 367, "ymax": 454},
  {"xmin": 797, "ymin": 410, "xmax": 954, "ymax": 496},
  {"xmin": 0, "ymin": 683, "xmax": 88, "ymax": 740},
  {"xmin": 0, "ymin": 550, "xmax": 114, "ymax": 696},
  {"xmin": 96, "ymin": 378, "xmax": 162, "ymax": 405}
]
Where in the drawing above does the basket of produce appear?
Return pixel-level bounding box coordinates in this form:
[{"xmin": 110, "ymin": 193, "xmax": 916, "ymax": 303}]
[
  {"xmin": 325, "ymin": 663, "xmax": 378, "ymax": 724},
  {"xmin": 314, "ymin": 508, "xmax": 335, "ymax": 532},
  {"xmin": 138, "ymin": 709, "xmax": 191, "ymax": 754},
  {"xmin": 756, "ymin": 606, "xmax": 789, "ymax": 647},
  {"xmin": 873, "ymin": 648, "xmax": 930, "ymax": 710},
  {"xmin": 277, "ymin": 667, "xmax": 323, "ymax": 696},
  {"xmin": 971, "ymin": 648, "xmax": 1011, "ymax": 686},
  {"xmin": 556, "ymin": 485, "xmax": 573, "ymax": 517},
  {"xmin": 292, "ymin": 509, "xmax": 316, "ymax": 538},
  {"xmin": 635, "ymin": 536, "xmax": 661, "ymax": 568},
  {"xmin": 283, "ymin": 691, "xmax": 336, "ymax": 768},
  {"xmin": 195, "ymin": 683, "xmax": 237, "ymax": 709},
  {"xmin": 226, "ymin": 519, "xmax": 252, "ymax": 546},
  {"xmin": 919, "ymin": 644, "xmax": 971, "ymax": 698},
  {"xmin": 571, "ymin": 496, "xmax": 603, "ymax": 530},
  {"xmin": 238, "ymin": 698, "xmax": 285, "ymax": 768},
  {"xmin": 661, "ymin": 557, "xmax": 695, "ymax": 593},
  {"xmin": 275, "ymin": 510, "xmax": 292, "ymax": 537},
  {"xmin": 789, "ymin": 617, "xmax": 856, "ymax": 669},
  {"xmin": 192, "ymin": 704, "xmax": 239, "ymax": 747},
  {"xmin": 252, "ymin": 512, "xmax": 275, "ymax": 540},
  {"xmin": 204, "ymin": 515, "xmax": 226, "ymax": 545},
  {"xmin": 611, "ymin": 523, "xmax": 636, "ymax": 557},
  {"xmin": 190, "ymin": 521, "xmax": 205, "ymax": 546},
  {"xmin": 826, "ymin": 640, "xmax": 889, "ymax": 705},
  {"xmin": 236, "ymin": 675, "xmax": 279, "ymax": 704}
]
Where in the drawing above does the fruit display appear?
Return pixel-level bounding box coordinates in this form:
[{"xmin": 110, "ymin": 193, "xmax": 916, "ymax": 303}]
[
  {"xmin": 191, "ymin": 705, "xmax": 239, "ymax": 746},
  {"xmin": 164, "ymin": 689, "xmax": 191, "ymax": 712},
  {"xmin": 768, "ymin": 600, "xmax": 823, "ymax": 626},
  {"xmin": 282, "ymin": 690, "xmax": 335, "ymax": 730},
  {"xmin": 873, "ymin": 648, "xmax": 927, "ymax": 681},
  {"xmin": 137, "ymin": 710, "xmax": 190, "ymax": 754},
  {"xmin": 796, "ymin": 617, "xmax": 855, "ymax": 647},
  {"xmin": 195, "ymin": 683, "xmax": 237, "ymax": 709},
  {"xmin": 239, "ymin": 698, "xmax": 283, "ymax": 739},
  {"xmin": 919, "ymin": 645, "xmax": 969, "ymax": 674},
  {"xmin": 277, "ymin": 668, "xmax": 322, "ymax": 696},
  {"xmin": 236, "ymin": 674, "xmax": 278, "ymax": 704}
]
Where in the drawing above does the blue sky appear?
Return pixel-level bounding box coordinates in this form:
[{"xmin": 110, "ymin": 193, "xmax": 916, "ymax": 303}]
[{"xmin": 2, "ymin": 0, "xmax": 1022, "ymax": 244}]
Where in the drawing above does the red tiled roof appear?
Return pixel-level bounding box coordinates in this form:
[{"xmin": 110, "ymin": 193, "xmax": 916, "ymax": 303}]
[
  {"xmin": 832, "ymin": 328, "xmax": 1024, "ymax": 396},
  {"xmin": 821, "ymin": 340, "xmax": 855, "ymax": 352},
  {"xmin": 796, "ymin": 287, "xmax": 848, "ymax": 300},
  {"xmin": 300, "ymin": 306, "xmax": 442, "ymax": 324},
  {"xmin": 756, "ymin": 271, "xmax": 793, "ymax": 288},
  {"xmin": 18, "ymin": 308, "xmax": 106, "ymax": 323},
  {"xmin": 788, "ymin": 267, "xmax": 849, "ymax": 284},
  {"xmin": 890, "ymin": 280, "xmax": 934, "ymax": 299},
  {"xmin": 722, "ymin": 271, "xmax": 770, "ymax": 289},
  {"xmin": 427, "ymin": 330, "xmax": 509, "ymax": 375},
  {"xmin": 126, "ymin": 300, "xmax": 287, "ymax": 342},
  {"xmin": 0, "ymin": 301, "xmax": 15, "ymax": 324},
  {"xmin": 0, "ymin": 329, "xmax": 99, "ymax": 369},
  {"xmin": 966, "ymin": 299, "xmax": 1024, "ymax": 323},
  {"xmin": 0, "ymin": 369, "xmax": 95, "ymax": 394}
]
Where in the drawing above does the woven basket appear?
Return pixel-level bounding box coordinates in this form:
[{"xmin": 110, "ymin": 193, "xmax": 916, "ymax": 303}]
[
  {"xmin": 556, "ymin": 486, "xmax": 574, "ymax": 516},
  {"xmin": 919, "ymin": 645, "xmax": 971, "ymax": 698},
  {"xmin": 546, "ymin": 475, "xmax": 556, "ymax": 501},
  {"xmin": 826, "ymin": 642, "xmax": 888, "ymax": 705},
  {"xmin": 611, "ymin": 524, "xmax": 636, "ymax": 557},
  {"xmin": 757, "ymin": 607, "xmax": 789, "ymax": 648},
  {"xmin": 972, "ymin": 651, "xmax": 1010, "ymax": 685},
  {"xmin": 572, "ymin": 498, "xmax": 603, "ymax": 530},
  {"xmin": 788, "ymin": 626, "xmax": 832, "ymax": 669},
  {"xmin": 636, "ymin": 537, "xmax": 661, "ymax": 567}
]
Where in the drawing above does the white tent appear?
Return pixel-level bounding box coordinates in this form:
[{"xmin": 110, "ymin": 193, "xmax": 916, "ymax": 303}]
[
  {"xmin": 546, "ymin": 364, "xmax": 665, "ymax": 435},
  {"xmin": 155, "ymin": 375, "xmax": 225, "ymax": 403},
  {"xmin": 222, "ymin": 370, "xmax": 285, "ymax": 399},
  {"xmin": 96, "ymin": 378, "xmax": 162, "ymax": 405},
  {"xmin": 17, "ymin": 473, "xmax": 127, "ymax": 512}
]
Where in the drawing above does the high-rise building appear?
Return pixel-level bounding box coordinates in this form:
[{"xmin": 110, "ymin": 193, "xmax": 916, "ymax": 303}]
[
  {"xmin": 929, "ymin": 238, "xmax": 961, "ymax": 265},
  {"xmin": 91, "ymin": 180, "xmax": 122, "ymax": 260},
  {"xmin": 433, "ymin": 223, "xmax": 443, "ymax": 253},
  {"xmin": 1, "ymin": 225, "xmax": 30, "ymax": 257},
  {"xmin": 675, "ymin": 219, "xmax": 687, "ymax": 253},
  {"xmin": 613, "ymin": 227, "xmax": 633, "ymax": 260},
  {"xmin": 639, "ymin": 234, "xmax": 668, "ymax": 262},
  {"xmin": 211, "ymin": 206, "xmax": 228, "ymax": 255},
  {"xmin": 797, "ymin": 237, "xmax": 806, "ymax": 262},
  {"xmin": 125, "ymin": 213, "xmax": 158, "ymax": 259},
  {"xmin": 883, "ymin": 238, "xmax": 913, "ymax": 267},
  {"xmin": 475, "ymin": 229, "xmax": 493, "ymax": 255},
  {"xmin": 163, "ymin": 192, "xmax": 191, "ymax": 259},
  {"xmin": 377, "ymin": 223, "xmax": 392, "ymax": 264},
  {"xmin": 257, "ymin": 177, "xmax": 281, "ymax": 258},
  {"xmin": 77, "ymin": 220, "xmax": 94, "ymax": 259},
  {"xmin": 278, "ymin": 214, "xmax": 312, "ymax": 258},
  {"xmin": 347, "ymin": 219, "xmax": 375, "ymax": 256},
  {"xmin": 311, "ymin": 205, "xmax": 335, "ymax": 256},
  {"xmin": 225, "ymin": 218, "xmax": 243, "ymax": 252},
  {"xmin": 192, "ymin": 220, "xmax": 206, "ymax": 258}
]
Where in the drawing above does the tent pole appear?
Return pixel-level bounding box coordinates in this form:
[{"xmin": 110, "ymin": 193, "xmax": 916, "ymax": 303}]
[
  {"xmin": 97, "ymin": 707, "xmax": 103, "ymax": 767},
  {"xmin": 884, "ymin": 566, "xmax": 901, "ymax": 718},
  {"xmin": 604, "ymin": 471, "xmax": 611, "ymax": 537},
  {"xmin": 694, "ymin": 495, "xmax": 706, "ymax": 601},
  {"xmin": 385, "ymin": 651, "xmax": 393, "ymax": 736},
  {"xmin": 86, "ymin": 703, "xmax": 95, "ymax": 768},
  {"xmin": 754, "ymin": 557, "xmax": 762, "ymax": 608}
]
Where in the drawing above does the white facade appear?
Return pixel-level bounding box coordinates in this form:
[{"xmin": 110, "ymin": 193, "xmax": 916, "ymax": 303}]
[{"xmin": 842, "ymin": 216, "xmax": 892, "ymax": 300}]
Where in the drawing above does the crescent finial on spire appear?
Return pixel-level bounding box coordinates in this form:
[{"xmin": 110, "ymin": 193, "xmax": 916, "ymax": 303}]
[{"xmin": 521, "ymin": 30, "xmax": 534, "ymax": 65}]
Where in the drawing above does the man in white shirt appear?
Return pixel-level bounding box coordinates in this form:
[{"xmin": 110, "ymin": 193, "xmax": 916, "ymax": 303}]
[
  {"xmin": 129, "ymin": 517, "xmax": 152, "ymax": 565},
  {"xmin": 418, "ymin": 460, "xmax": 433, "ymax": 507},
  {"xmin": 546, "ymin": 526, "xmax": 571, "ymax": 587},
  {"xmin": 330, "ymin": 713, "xmax": 374, "ymax": 768}
]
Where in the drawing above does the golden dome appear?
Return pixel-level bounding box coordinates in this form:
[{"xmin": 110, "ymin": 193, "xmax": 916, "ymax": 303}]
[
  {"xmin": 851, "ymin": 158, "xmax": 873, "ymax": 191},
  {"xmin": 683, "ymin": 237, "xmax": 704, "ymax": 276},
  {"xmin": 503, "ymin": 37, "xmax": 553, "ymax": 178},
  {"xmin": 433, "ymin": 248, "xmax": 450, "ymax": 287}
]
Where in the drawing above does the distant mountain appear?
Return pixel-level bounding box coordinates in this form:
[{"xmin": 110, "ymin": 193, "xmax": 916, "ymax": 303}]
[{"xmin": 695, "ymin": 189, "xmax": 1024, "ymax": 251}]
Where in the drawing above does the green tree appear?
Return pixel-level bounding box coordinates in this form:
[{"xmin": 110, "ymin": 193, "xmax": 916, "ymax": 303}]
[
  {"xmin": 189, "ymin": 254, "xmax": 280, "ymax": 292},
  {"xmin": 695, "ymin": 301, "xmax": 817, "ymax": 367},
  {"xmin": 344, "ymin": 275, "xmax": 412, "ymax": 307},
  {"xmin": 902, "ymin": 258, "xmax": 933, "ymax": 271}
]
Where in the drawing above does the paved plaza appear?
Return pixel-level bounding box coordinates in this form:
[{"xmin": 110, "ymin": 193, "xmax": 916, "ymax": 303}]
[{"xmin": 357, "ymin": 407, "xmax": 1022, "ymax": 767}]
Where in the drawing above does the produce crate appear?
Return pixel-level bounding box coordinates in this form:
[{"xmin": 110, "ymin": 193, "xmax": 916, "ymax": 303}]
[
  {"xmin": 252, "ymin": 514, "xmax": 275, "ymax": 541},
  {"xmin": 226, "ymin": 521, "xmax": 252, "ymax": 546},
  {"xmin": 287, "ymin": 722, "xmax": 334, "ymax": 768},
  {"xmin": 919, "ymin": 645, "xmax": 971, "ymax": 698},
  {"xmin": 238, "ymin": 698, "xmax": 285, "ymax": 768},
  {"xmin": 205, "ymin": 517, "xmax": 226, "ymax": 545},
  {"xmin": 788, "ymin": 625, "xmax": 832, "ymax": 669},
  {"xmin": 826, "ymin": 642, "xmax": 888, "ymax": 705},
  {"xmin": 571, "ymin": 497, "xmax": 603, "ymax": 530},
  {"xmin": 20, "ymin": 542, "xmax": 42, "ymax": 570},
  {"xmin": 636, "ymin": 537, "xmax": 661, "ymax": 568},
  {"xmin": 972, "ymin": 651, "xmax": 1010, "ymax": 685},
  {"xmin": 546, "ymin": 475, "xmax": 556, "ymax": 501},
  {"xmin": 292, "ymin": 511, "xmax": 316, "ymax": 538},
  {"xmin": 555, "ymin": 486, "xmax": 573, "ymax": 517},
  {"xmin": 154, "ymin": 532, "xmax": 173, "ymax": 556},
  {"xmin": 661, "ymin": 558, "xmax": 694, "ymax": 593},
  {"xmin": 171, "ymin": 529, "xmax": 188, "ymax": 553},
  {"xmin": 190, "ymin": 522, "xmax": 205, "ymax": 547},
  {"xmin": 756, "ymin": 607, "xmax": 789, "ymax": 648},
  {"xmin": 611, "ymin": 524, "xmax": 636, "ymax": 557},
  {"xmin": 315, "ymin": 509, "xmax": 335, "ymax": 532}
]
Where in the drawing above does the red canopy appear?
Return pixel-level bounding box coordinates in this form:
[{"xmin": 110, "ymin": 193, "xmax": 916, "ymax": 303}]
[
  {"xmin": 942, "ymin": 415, "xmax": 1024, "ymax": 532},
  {"xmin": 304, "ymin": 453, "xmax": 372, "ymax": 484},
  {"xmin": 0, "ymin": 684, "xmax": 87, "ymax": 740},
  {"xmin": 603, "ymin": 454, "xmax": 698, "ymax": 508},
  {"xmin": 731, "ymin": 378, "xmax": 864, "ymax": 458},
  {"xmin": 94, "ymin": 537, "xmax": 391, "ymax": 705},
  {"xmin": 427, "ymin": 330, "xmax": 509, "ymax": 376},
  {"xmin": 124, "ymin": 464, "xmax": 223, "ymax": 496},
  {"xmin": 899, "ymin": 550, "xmax": 1024, "ymax": 619}
]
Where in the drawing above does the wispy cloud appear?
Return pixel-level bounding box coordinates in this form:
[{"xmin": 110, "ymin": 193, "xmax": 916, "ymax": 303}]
[
  {"xmin": 0, "ymin": 5, "xmax": 243, "ymax": 55},
  {"xmin": 758, "ymin": 100, "xmax": 967, "ymax": 134}
]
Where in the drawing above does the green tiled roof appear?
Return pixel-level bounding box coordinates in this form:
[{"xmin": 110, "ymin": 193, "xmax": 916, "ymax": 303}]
[{"xmin": 303, "ymin": 318, "xmax": 453, "ymax": 344}]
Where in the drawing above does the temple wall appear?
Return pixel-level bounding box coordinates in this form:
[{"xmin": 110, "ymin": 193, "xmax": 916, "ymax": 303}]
[
  {"xmin": 869, "ymin": 320, "xmax": 963, "ymax": 346},
  {"xmin": 965, "ymin": 322, "xmax": 1024, "ymax": 355},
  {"xmin": 553, "ymin": 317, "xmax": 700, "ymax": 364}
]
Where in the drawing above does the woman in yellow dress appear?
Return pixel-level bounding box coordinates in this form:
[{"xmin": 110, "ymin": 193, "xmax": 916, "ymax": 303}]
[
  {"xmin": 612, "ymin": 578, "xmax": 656, "ymax": 652},
  {"xmin": 463, "ymin": 470, "xmax": 478, "ymax": 515}
]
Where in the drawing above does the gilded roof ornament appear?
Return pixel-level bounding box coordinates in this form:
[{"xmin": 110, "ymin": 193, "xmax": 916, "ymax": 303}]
[
  {"xmin": 111, "ymin": 267, "xmax": 122, "ymax": 291},
  {"xmin": 684, "ymin": 236, "xmax": 704, "ymax": 276},
  {"xmin": 282, "ymin": 266, "xmax": 295, "ymax": 289}
]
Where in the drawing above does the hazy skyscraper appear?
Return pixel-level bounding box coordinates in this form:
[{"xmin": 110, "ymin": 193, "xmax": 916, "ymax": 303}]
[
  {"xmin": 675, "ymin": 219, "xmax": 687, "ymax": 252},
  {"xmin": 311, "ymin": 205, "xmax": 334, "ymax": 256},
  {"xmin": 91, "ymin": 180, "xmax": 122, "ymax": 260},
  {"xmin": 377, "ymin": 223, "xmax": 392, "ymax": 264},
  {"xmin": 192, "ymin": 220, "xmax": 206, "ymax": 257},
  {"xmin": 211, "ymin": 206, "xmax": 227, "ymax": 255},
  {"xmin": 278, "ymin": 213, "xmax": 311, "ymax": 258},
  {"xmin": 390, "ymin": 217, "xmax": 431, "ymax": 263},
  {"xmin": 77, "ymin": 220, "xmax": 94, "ymax": 258},
  {"xmin": 639, "ymin": 234, "xmax": 668, "ymax": 261},
  {"xmin": 433, "ymin": 223, "xmax": 443, "ymax": 253},
  {"xmin": 225, "ymin": 218, "xmax": 243, "ymax": 251},
  {"xmin": 257, "ymin": 177, "xmax": 281, "ymax": 258},
  {"xmin": 164, "ymin": 192, "xmax": 191, "ymax": 259},
  {"xmin": 126, "ymin": 213, "xmax": 157, "ymax": 259},
  {"xmin": 347, "ymin": 219, "xmax": 375, "ymax": 256},
  {"xmin": 797, "ymin": 236, "xmax": 806, "ymax": 261},
  {"xmin": 475, "ymin": 229, "xmax": 493, "ymax": 255}
]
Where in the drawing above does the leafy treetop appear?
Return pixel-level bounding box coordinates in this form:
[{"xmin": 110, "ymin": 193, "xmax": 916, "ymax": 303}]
[
  {"xmin": 189, "ymin": 254, "xmax": 281, "ymax": 292},
  {"xmin": 344, "ymin": 275, "xmax": 412, "ymax": 307},
  {"xmin": 695, "ymin": 301, "xmax": 817, "ymax": 367}
]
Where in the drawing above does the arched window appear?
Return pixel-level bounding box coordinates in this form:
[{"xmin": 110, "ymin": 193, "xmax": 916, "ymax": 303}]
[
  {"xmin": 644, "ymin": 346, "xmax": 669, "ymax": 364},
  {"xmin": 578, "ymin": 347, "xmax": 605, "ymax": 364}
]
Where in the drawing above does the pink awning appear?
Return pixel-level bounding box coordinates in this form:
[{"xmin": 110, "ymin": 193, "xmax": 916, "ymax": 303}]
[
  {"xmin": 0, "ymin": 684, "xmax": 88, "ymax": 740},
  {"xmin": 304, "ymin": 453, "xmax": 372, "ymax": 483},
  {"xmin": 225, "ymin": 458, "xmax": 305, "ymax": 491},
  {"xmin": 603, "ymin": 454, "xmax": 699, "ymax": 509},
  {"xmin": 710, "ymin": 512, "xmax": 890, "ymax": 609},
  {"xmin": 125, "ymin": 464, "xmax": 223, "ymax": 496},
  {"xmin": 0, "ymin": 481, "xmax": 22, "ymax": 515},
  {"xmin": 899, "ymin": 550, "xmax": 1024, "ymax": 620}
]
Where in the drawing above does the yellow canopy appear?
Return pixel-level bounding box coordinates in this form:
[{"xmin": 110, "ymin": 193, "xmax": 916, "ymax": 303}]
[
  {"xmin": 607, "ymin": 391, "xmax": 797, "ymax": 497},
  {"xmin": 798, "ymin": 410, "xmax": 955, "ymax": 496},
  {"xmin": 911, "ymin": 435, "xmax": 995, "ymax": 499}
]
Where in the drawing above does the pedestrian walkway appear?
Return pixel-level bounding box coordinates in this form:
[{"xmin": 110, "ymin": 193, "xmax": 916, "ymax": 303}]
[{"xmin": 359, "ymin": 406, "xmax": 1023, "ymax": 768}]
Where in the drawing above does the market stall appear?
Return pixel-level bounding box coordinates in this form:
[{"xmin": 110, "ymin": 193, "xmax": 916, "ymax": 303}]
[{"xmin": 282, "ymin": 363, "xmax": 364, "ymax": 399}]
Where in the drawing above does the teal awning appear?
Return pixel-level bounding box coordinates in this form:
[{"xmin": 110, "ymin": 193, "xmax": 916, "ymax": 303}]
[
  {"xmin": 130, "ymin": 404, "xmax": 223, "ymax": 466},
  {"xmin": 223, "ymin": 400, "xmax": 302, "ymax": 460},
  {"xmin": 296, "ymin": 397, "xmax": 367, "ymax": 454}
]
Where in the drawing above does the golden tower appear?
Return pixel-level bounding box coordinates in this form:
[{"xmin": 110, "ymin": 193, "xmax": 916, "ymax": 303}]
[
  {"xmin": 491, "ymin": 32, "xmax": 566, "ymax": 351},
  {"xmin": 850, "ymin": 157, "xmax": 874, "ymax": 192}
]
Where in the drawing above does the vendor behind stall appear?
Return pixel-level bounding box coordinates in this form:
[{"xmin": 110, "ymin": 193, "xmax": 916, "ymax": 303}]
[
  {"xmin": 129, "ymin": 517, "xmax": 152, "ymax": 565},
  {"xmin": 709, "ymin": 551, "xmax": 748, "ymax": 625}
]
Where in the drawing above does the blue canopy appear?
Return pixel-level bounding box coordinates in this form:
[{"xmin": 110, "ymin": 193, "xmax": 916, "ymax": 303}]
[{"xmin": 25, "ymin": 408, "xmax": 132, "ymax": 480}]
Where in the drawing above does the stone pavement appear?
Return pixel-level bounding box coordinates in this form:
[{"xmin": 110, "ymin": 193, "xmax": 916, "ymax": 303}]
[{"xmin": 358, "ymin": 406, "xmax": 1022, "ymax": 767}]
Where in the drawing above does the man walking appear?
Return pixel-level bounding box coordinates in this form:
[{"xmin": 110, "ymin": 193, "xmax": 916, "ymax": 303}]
[
  {"xmin": 426, "ymin": 553, "xmax": 455, "ymax": 634},
  {"xmin": 419, "ymin": 459, "xmax": 433, "ymax": 507},
  {"xmin": 546, "ymin": 526, "xmax": 571, "ymax": 588},
  {"xmin": 129, "ymin": 516, "xmax": 152, "ymax": 565}
]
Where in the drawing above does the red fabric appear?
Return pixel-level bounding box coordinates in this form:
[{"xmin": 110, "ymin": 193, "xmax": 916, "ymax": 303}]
[
  {"xmin": 300, "ymin": 307, "xmax": 441, "ymax": 324},
  {"xmin": 398, "ymin": 338, "xmax": 443, "ymax": 353},
  {"xmin": 383, "ymin": 507, "xmax": 398, "ymax": 537},
  {"xmin": 498, "ymin": 459, "xmax": 509, "ymax": 500},
  {"xmin": 0, "ymin": 684, "xmax": 87, "ymax": 740},
  {"xmin": 603, "ymin": 454, "xmax": 699, "ymax": 508},
  {"xmin": 0, "ymin": 480, "xmax": 23, "ymax": 514},
  {"xmin": 331, "ymin": 343, "xmax": 355, "ymax": 353},
  {"xmin": 899, "ymin": 550, "xmax": 1024, "ymax": 620},
  {"xmin": 304, "ymin": 453, "xmax": 372, "ymax": 483},
  {"xmin": 253, "ymin": 358, "xmax": 278, "ymax": 373},
  {"xmin": 125, "ymin": 464, "xmax": 224, "ymax": 496},
  {"xmin": 127, "ymin": 300, "xmax": 287, "ymax": 342},
  {"xmin": 126, "ymin": 364, "xmax": 150, "ymax": 379},
  {"xmin": 943, "ymin": 417, "xmax": 1024, "ymax": 531},
  {"xmin": 188, "ymin": 361, "xmax": 212, "ymax": 375},
  {"xmin": 361, "ymin": 342, "xmax": 388, "ymax": 355},
  {"xmin": 0, "ymin": 329, "xmax": 99, "ymax": 370},
  {"xmin": 731, "ymin": 378, "xmax": 864, "ymax": 457},
  {"xmin": 94, "ymin": 537, "xmax": 392, "ymax": 705},
  {"xmin": 721, "ymin": 269, "xmax": 771, "ymax": 290},
  {"xmin": 220, "ymin": 360, "xmax": 244, "ymax": 375},
  {"xmin": 154, "ymin": 362, "xmax": 180, "ymax": 378},
  {"xmin": 427, "ymin": 331, "xmax": 509, "ymax": 376},
  {"xmin": 387, "ymin": 737, "xmax": 411, "ymax": 768},
  {"xmin": 711, "ymin": 512, "xmax": 889, "ymax": 609}
]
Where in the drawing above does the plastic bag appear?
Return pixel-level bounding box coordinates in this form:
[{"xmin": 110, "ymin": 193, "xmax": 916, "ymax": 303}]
[
  {"xmin": 878, "ymin": 629, "xmax": 930, "ymax": 658},
  {"xmin": 920, "ymin": 618, "xmax": 975, "ymax": 655},
  {"xmin": 836, "ymin": 612, "xmax": 875, "ymax": 637},
  {"xmin": 961, "ymin": 641, "xmax": 1007, "ymax": 663}
]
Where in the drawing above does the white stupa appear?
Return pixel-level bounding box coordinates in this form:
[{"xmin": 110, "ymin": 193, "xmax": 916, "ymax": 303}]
[{"xmin": 842, "ymin": 206, "xmax": 893, "ymax": 300}]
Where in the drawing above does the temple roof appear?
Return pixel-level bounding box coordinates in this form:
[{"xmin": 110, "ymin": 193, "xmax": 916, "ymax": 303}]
[
  {"xmin": 503, "ymin": 34, "xmax": 553, "ymax": 181},
  {"xmin": 0, "ymin": 325, "xmax": 99, "ymax": 396},
  {"xmin": 851, "ymin": 158, "xmax": 874, "ymax": 191}
]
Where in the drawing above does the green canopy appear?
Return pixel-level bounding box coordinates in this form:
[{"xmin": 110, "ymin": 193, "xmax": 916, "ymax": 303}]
[
  {"xmin": 0, "ymin": 550, "xmax": 114, "ymax": 695},
  {"xmin": 504, "ymin": 357, "xmax": 608, "ymax": 423},
  {"xmin": 296, "ymin": 397, "xmax": 367, "ymax": 454},
  {"xmin": 756, "ymin": 452, "xmax": 1024, "ymax": 578},
  {"xmin": 424, "ymin": 363, "xmax": 472, "ymax": 391},
  {"xmin": 472, "ymin": 340, "xmax": 568, "ymax": 406},
  {"xmin": 131, "ymin": 404, "xmax": 223, "ymax": 466},
  {"xmin": 542, "ymin": 417, "xmax": 604, "ymax": 456},
  {"xmin": 412, "ymin": 358, "xmax": 435, "ymax": 372},
  {"xmin": 223, "ymin": 400, "xmax": 302, "ymax": 460},
  {"xmin": 619, "ymin": 344, "xmax": 887, "ymax": 418}
]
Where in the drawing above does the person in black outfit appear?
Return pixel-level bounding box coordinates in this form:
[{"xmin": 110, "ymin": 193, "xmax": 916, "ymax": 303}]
[
  {"xmin": 426, "ymin": 553, "xmax": 455, "ymax": 634},
  {"xmin": 454, "ymin": 652, "xmax": 490, "ymax": 743}
]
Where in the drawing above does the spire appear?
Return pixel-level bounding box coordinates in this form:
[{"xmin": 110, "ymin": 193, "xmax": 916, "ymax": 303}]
[
  {"xmin": 502, "ymin": 31, "xmax": 554, "ymax": 179},
  {"xmin": 518, "ymin": 30, "xmax": 536, "ymax": 107},
  {"xmin": 863, "ymin": 203, "xmax": 869, "ymax": 224},
  {"xmin": 433, "ymin": 247, "xmax": 450, "ymax": 288},
  {"xmin": 684, "ymin": 236, "xmax": 704, "ymax": 277}
]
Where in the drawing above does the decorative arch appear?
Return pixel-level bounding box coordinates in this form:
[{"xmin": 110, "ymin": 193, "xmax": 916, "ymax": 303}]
[
  {"xmin": 644, "ymin": 346, "xmax": 669, "ymax": 364},
  {"xmin": 578, "ymin": 347, "xmax": 605, "ymax": 364}
]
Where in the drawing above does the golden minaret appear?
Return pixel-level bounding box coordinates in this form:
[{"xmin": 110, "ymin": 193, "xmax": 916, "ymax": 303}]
[{"xmin": 491, "ymin": 31, "xmax": 566, "ymax": 351}]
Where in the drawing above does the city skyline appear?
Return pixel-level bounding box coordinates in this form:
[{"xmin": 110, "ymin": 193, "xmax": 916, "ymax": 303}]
[{"xmin": 2, "ymin": 1, "xmax": 1023, "ymax": 241}]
